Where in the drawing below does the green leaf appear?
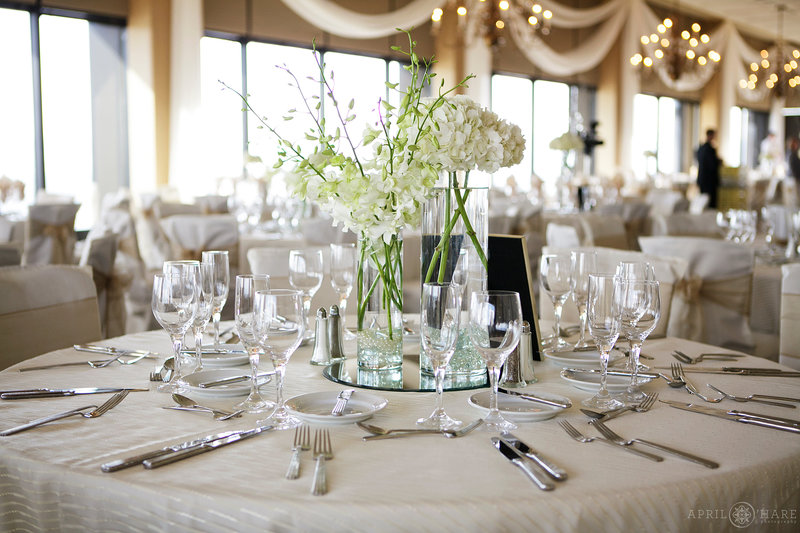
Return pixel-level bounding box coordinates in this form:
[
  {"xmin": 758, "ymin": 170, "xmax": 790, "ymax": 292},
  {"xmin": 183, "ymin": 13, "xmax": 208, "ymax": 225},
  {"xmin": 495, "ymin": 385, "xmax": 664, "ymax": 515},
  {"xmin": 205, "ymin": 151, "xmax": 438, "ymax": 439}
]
[
  {"xmin": 273, "ymin": 159, "xmax": 284, "ymax": 168},
  {"xmin": 348, "ymin": 99, "xmax": 354, "ymax": 110}
]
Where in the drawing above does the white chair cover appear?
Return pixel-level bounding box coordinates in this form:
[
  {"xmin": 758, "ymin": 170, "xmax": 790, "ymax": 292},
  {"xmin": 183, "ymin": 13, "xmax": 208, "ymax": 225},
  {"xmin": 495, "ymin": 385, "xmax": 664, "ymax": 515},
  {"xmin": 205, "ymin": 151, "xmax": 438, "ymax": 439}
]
[
  {"xmin": 780, "ymin": 263, "xmax": 800, "ymax": 370},
  {"xmin": 23, "ymin": 203, "xmax": 80, "ymax": 265},
  {"xmin": 688, "ymin": 193, "xmax": 709, "ymax": 214},
  {"xmin": 154, "ymin": 201, "xmax": 204, "ymax": 219},
  {"xmin": 639, "ymin": 236, "xmax": 755, "ymax": 353},
  {"xmin": 649, "ymin": 212, "xmax": 722, "ymax": 238},
  {"xmin": 0, "ymin": 265, "xmax": 101, "ymax": 369},
  {"xmin": 195, "ymin": 195, "xmax": 230, "ymax": 214},
  {"xmin": 80, "ymin": 233, "xmax": 123, "ymax": 338},
  {"xmin": 35, "ymin": 191, "xmax": 74, "ymax": 205},
  {"xmin": 301, "ymin": 216, "xmax": 356, "ymax": 245},
  {"xmin": 578, "ymin": 213, "xmax": 629, "ymax": 250},
  {"xmin": 645, "ymin": 189, "xmax": 685, "ymax": 217},
  {"xmin": 546, "ymin": 223, "xmax": 581, "ymax": 249},
  {"xmin": 160, "ymin": 214, "xmax": 239, "ymax": 265},
  {"xmin": 763, "ymin": 204, "xmax": 790, "ymax": 241},
  {"xmin": 540, "ymin": 245, "xmax": 689, "ymax": 339}
]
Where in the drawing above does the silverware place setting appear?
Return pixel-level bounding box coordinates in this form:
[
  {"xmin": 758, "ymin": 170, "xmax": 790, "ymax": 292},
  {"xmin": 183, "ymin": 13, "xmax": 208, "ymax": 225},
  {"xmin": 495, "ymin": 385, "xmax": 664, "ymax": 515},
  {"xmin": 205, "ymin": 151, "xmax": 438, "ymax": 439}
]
[
  {"xmin": 311, "ymin": 428, "xmax": 334, "ymax": 496},
  {"xmin": 358, "ymin": 419, "xmax": 484, "ymax": 441},
  {"xmin": 161, "ymin": 393, "xmax": 244, "ymax": 420},
  {"xmin": 558, "ymin": 420, "xmax": 663, "ymax": 462},
  {"xmin": 580, "ymin": 392, "xmax": 658, "ymax": 421},
  {"xmin": 670, "ymin": 350, "xmax": 744, "ymax": 364},
  {"xmin": 706, "ymin": 384, "xmax": 797, "ymax": 408}
]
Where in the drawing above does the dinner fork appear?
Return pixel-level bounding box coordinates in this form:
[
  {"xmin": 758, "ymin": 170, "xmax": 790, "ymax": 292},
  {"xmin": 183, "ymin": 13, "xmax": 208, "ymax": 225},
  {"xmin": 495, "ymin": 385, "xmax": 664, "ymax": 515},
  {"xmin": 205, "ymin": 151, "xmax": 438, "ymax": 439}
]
[
  {"xmin": 581, "ymin": 392, "xmax": 658, "ymax": 421},
  {"xmin": 286, "ymin": 425, "xmax": 311, "ymax": 480},
  {"xmin": 705, "ymin": 384, "xmax": 797, "ymax": 408},
  {"xmin": 0, "ymin": 390, "xmax": 129, "ymax": 436},
  {"xmin": 311, "ymin": 428, "xmax": 333, "ymax": 496},
  {"xmin": 590, "ymin": 419, "xmax": 719, "ymax": 469},
  {"xmin": 557, "ymin": 420, "xmax": 663, "ymax": 461},
  {"xmin": 671, "ymin": 350, "xmax": 741, "ymax": 364},
  {"xmin": 671, "ymin": 363, "xmax": 723, "ymax": 402}
]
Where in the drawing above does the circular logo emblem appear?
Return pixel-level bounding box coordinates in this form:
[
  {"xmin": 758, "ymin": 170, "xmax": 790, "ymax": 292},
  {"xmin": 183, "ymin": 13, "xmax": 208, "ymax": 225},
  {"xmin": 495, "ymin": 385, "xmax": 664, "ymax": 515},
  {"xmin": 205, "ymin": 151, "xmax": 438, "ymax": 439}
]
[{"xmin": 730, "ymin": 502, "xmax": 756, "ymax": 528}]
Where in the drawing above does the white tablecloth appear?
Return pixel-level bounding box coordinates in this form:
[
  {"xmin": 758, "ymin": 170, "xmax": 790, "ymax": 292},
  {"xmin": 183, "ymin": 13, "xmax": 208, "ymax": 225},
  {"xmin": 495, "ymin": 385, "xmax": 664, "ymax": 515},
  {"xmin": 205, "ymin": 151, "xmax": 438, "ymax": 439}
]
[{"xmin": 0, "ymin": 328, "xmax": 798, "ymax": 532}]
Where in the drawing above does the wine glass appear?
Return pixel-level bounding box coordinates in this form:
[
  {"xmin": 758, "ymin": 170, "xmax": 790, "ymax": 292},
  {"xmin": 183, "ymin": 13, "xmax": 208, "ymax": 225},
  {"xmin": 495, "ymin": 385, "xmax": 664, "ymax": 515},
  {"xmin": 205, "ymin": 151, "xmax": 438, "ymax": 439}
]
[
  {"xmin": 417, "ymin": 282, "xmax": 463, "ymax": 430},
  {"xmin": 617, "ymin": 279, "xmax": 660, "ymax": 403},
  {"xmin": 570, "ymin": 250, "xmax": 597, "ymax": 349},
  {"xmin": 233, "ymin": 274, "xmax": 274, "ymax": 413},
  {"xmin": 582, "ymin": 274, "xmax": 624, "ymax": 410},
  {"xmin": 330, "ymin": 243, "xmax": 356, "ymax": 339},
  {"xmin": 151, "ymin": 273, "xmax": 196, "ymax": 392},
  {"xmin": 289, "ymin": 248, "xmax": 324, "ymax": 339},
  {"xmin": 615, "ymin": 260, "xmax": 655, "ymax": 371},
  {"xmin": 254, "ymin": 288, "xmax": 305, "ymax": 430},
  {"xmin": 163, "ymin": 260, "xmax": 201, "ymax": 378},
  {"xmin": 540, "ymin": 252, "xmax": 573, "ymax": 352},
  {"xmin": 468, "ymin": 290, "xmax": 523, "ymax": 432},
  {"xmin": 189, "ymin": 262, "xmax": 215, "ymax": 374},
  {"xmin": 201, "ymin": 250, "xmax": 230, "ymax": 349}
]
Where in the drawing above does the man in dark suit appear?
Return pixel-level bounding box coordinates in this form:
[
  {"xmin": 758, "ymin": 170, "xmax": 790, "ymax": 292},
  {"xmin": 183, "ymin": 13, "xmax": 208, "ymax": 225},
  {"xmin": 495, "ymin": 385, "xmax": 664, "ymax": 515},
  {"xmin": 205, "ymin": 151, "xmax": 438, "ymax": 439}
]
[{"xmin": 696, "ymin": 129, "xmax": 721, "ymax": 209}]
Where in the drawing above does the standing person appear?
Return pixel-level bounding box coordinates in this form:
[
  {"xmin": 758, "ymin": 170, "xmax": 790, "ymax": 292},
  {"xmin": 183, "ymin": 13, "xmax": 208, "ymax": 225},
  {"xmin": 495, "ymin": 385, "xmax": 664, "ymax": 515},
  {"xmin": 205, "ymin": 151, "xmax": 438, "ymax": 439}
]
[
  {"xmin": 789, "ymin": 137, "xmax": 800, "ymax": 181},
  {"xmin": 697, "ymin": 129, "xmax": 722, "ymax": 209}
]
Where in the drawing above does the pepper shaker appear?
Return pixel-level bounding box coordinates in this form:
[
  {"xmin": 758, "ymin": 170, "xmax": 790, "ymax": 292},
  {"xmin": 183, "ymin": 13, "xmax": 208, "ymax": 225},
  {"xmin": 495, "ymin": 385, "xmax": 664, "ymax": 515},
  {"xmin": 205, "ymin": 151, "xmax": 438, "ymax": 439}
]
[
  {"xmin": 309, "ymin": 307, "xmax": 332, "ymax": 365},
  {"xmin": 328, "ymin": 305, "xmax": 346, "ymax": 363}
]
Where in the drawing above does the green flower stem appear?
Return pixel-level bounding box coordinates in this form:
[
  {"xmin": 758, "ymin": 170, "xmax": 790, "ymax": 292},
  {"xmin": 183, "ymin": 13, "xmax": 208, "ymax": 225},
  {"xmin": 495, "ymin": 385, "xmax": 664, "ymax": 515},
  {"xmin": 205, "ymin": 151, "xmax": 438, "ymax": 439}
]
[
  {"xmin": 356, "ymin": 237, "xmax": 403, "ymax": 341},
  {"xmin": 452, "ymin": 186, "xmax": 488, "ymax": 272},
  {"xmin": 438, "ymin": 181, "xmax": 453, "ymax": 283},
  {"xmin": 424, "ymin": 204, "xmax": 462, "ymax": 283}
]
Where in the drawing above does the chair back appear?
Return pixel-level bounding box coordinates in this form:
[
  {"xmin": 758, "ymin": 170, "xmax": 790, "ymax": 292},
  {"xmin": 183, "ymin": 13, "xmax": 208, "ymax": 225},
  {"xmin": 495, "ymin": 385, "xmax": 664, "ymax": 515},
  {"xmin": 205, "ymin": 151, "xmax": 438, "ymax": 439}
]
[
  {"xmin": 160, "ymin": 214, "xmax": 239, "ymax": 267},
  {"xmin": 649, "ymin": 212, "xmax": 722, "ymax": 238},
  {"xmin": 780, "ymin": 263, "xmax": 800, "ymax": 369},
  {"xmin": 546, "ymin": 223, "xmax": 581, "ymax": 249},
  {"xmin": 0, "ymin": 265, "xmax": 102, "ymax": 369},
  {"xmin": 24, "ymin": 203, "xmax": 80, "ymax": 265},
  {"xmin": 639, "ymin": 236, "xmax": 755, "ymax": 352},
  {"xmin": 578, "ymin": 213, "xmax": 629, "ymax": 250},
  {"xmin": 80, "ymin": 233, "xmax": 125, "ymax": 338}
]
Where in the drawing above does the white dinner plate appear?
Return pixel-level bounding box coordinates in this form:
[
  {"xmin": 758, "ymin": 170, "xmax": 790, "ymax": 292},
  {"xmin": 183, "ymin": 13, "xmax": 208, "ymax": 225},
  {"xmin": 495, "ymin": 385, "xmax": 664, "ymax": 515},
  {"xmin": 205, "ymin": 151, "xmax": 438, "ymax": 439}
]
[
  {"xmin": 542, "ymin": 348, "xmax": 624, "ymax": 369},
  {"xmin": 285, "ymin": 390, "xmax": 388, "ymax": 425},
  {"xmin": 467, "ymin": 390, "xmax": 571, "ymax": 422},
  {"xmin": 559, "ymin": 368, "xmax": 655, "ymax": 394},
  {"xmin": 183, "ymin": 368, "xmax": 270, "ymax": 398},
  {"xmin": 198, "ymin": 346, "xmax": 250, "ymax": 368}
]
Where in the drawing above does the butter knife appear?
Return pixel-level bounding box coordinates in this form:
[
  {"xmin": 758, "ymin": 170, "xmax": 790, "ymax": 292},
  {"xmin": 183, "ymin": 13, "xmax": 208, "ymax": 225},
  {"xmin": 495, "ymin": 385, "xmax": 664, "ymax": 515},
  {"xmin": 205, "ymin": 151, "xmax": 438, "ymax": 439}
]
[
  {"xmin": 492, "ymin": 437, "xmax": 554, "ymax": 491},
  {"xmin": 501, "ymin": 433, "xmax": 567, "ymax": 480},
  {"xmin": 497, "ymin": 387, "xmax": 572, "ymax": 409},
  {"xmin": 142, "ymin": 425, "xmax": 274, "ymax": 469},
  {"xmin": 0, "ymin": 387, "xmax": 149, "ymax": 400}
]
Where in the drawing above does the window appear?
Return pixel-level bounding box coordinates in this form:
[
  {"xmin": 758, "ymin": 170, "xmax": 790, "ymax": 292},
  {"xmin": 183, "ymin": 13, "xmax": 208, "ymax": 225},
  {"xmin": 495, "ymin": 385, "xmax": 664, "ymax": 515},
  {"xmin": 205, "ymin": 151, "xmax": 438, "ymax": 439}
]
[
  {"xmin": 631, "ymin": 94, "xmax": 689, "ymax": 180},
  {"xmin": 533, "ymin": 80, "xmax": 571, "ymax": 183},
  {"xmin": 491, "ymin": 75, "xmax": 533, "ymax": 191}
]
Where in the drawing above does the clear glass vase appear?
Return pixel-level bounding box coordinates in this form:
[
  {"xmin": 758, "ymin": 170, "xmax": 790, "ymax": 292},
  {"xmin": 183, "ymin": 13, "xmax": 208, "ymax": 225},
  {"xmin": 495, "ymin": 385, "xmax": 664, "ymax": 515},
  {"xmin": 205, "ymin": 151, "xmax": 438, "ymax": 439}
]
[
  {"xmin": 356, "ymin": 235, "xmax": 404, "ymax": 370},
  {"xmin": 420, "ymin": 184, "xmax": 488, "ymax": 382}
]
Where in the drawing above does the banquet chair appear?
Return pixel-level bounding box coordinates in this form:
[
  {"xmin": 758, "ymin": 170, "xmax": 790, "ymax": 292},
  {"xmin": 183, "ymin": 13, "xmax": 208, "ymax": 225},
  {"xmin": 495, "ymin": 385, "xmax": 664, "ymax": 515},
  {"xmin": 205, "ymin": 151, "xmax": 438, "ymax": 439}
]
[
  {"xmin": 301, "ymin": 216, "xmax": 356, "ymax": 246},
  {"xmin": 780, "ymin": 263, "xmax": 800, "ymax": 370},
  {"xmin": 645, "ymin": 189, "xmax": 685, "ymax": 217},
  {"xmin": 639, "ymin": 236, "xmax": 755, "ymax": 353},
  {"xmin": 195, "ymin": 195, "xmax": 230, "ymax": 214},
  {"xmin": 546, "ymin": 223, "xmax": 582, "ymax": 249},
  {"xmin": 23, "ymin": 203, "xmax": 80, "ymax": 265},
  {"xmin": 160, "ymin": 214, "xmax": 239, "ymax": 265},
  {"xmin": 539, "ymin": 246, "xmax": 688, "ymax": 339},
  {"xmin": 688, "ymin": 193, "xmax": 710, "ymax": 214},
  {"xmin": 0, "ymin": 265, "xmax": 102, "ymax": 369},
  {"xmin": 649, "ymin": 212, "xmax": 721, "ymax": 238},
  {"xmin": 79, "ymin": 233, "xmax": 123, "ymax": 338},
  {"xmin": 578, "ymin": 213, "xmax": 629, "ymax": 250}
]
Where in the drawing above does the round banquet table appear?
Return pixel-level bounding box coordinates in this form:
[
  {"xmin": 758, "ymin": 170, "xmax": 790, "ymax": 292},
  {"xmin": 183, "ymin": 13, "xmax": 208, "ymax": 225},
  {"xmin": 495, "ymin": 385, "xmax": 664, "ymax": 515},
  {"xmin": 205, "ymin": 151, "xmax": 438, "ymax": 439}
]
[{"xmin": 0, "ymin": 325, "xmax": 798, "ymax": 533}]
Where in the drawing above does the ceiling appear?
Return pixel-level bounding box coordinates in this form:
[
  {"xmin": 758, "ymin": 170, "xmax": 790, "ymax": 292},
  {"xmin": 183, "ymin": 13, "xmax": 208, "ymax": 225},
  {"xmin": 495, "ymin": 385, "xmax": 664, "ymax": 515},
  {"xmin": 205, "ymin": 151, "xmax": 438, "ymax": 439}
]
[{"xmin": 653, "ymin": 0, "xmax": 800, "ymax": 46}]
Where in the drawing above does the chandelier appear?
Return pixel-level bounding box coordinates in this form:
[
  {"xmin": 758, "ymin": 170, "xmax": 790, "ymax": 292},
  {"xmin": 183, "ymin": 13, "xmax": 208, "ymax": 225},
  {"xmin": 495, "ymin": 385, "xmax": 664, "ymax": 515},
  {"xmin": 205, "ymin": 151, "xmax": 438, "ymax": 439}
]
[
  {"xmin": 432, "ymin": 1, "xmax": 553, "ymax": 48},
  {"xmin": 739, "ymin": 5, "xmax": 800, "ymax": 97},
  {"xmin": 630, "ymin": 8, "xmax": 720, "ymax": 81}
]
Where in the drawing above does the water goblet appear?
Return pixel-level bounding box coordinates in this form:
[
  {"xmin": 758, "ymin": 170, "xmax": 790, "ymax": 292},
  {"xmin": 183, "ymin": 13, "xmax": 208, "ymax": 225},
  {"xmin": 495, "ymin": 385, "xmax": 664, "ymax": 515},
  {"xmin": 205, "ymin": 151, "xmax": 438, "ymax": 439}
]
[
  {"xmin": 468, "ymin": 290, "xmax": 523, "ymax": 432},
  {"xmin": 201, "ymin": 250, "xmax": 230, "ymax": 349},
  {"xmin": 151, "ymin": 273, "xmax": 196, "ymax": 392},
  {"xmin": 330, "ymin": 243, "xmax": 356, "ymax": 339},
  {"xmin": 570, "ymin": 250, "xmax": 597, "ymax": 349},
  {"xmin": 582, "ymin": 274, "xmax": 624, "ymax": 410},
  {"xmin": 233, "ymin": 274, "xmax": 274, "ymax": 413},
  {"xmin": 540, "ymin": 252, "xmax": 573, "ymax": 352},
  {"xmin": 616, "ymin": 279, "xmax": 660, "ymax": 403},
  {"xmin": 254, "ymin": 289, "xmax": 305, "ymax": 430},
  {"xmin": 417, "ymin": 282, "xmax": 463, "ymax": 430},
  {"xmin": 289, "ymin": 248, "xmax": 323, "ymax": 339},
  {"xmin": 163, "ymin": 260, "xmax": 201, "ymax": 377}
]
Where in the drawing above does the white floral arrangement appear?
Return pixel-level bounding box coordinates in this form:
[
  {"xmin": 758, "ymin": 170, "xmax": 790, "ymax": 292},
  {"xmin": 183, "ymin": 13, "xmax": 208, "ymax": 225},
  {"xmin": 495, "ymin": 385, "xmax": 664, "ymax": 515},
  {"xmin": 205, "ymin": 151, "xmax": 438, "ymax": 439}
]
[{"xmin": 549, "ymin": 131, "xmax": 584, "ymax": 152}]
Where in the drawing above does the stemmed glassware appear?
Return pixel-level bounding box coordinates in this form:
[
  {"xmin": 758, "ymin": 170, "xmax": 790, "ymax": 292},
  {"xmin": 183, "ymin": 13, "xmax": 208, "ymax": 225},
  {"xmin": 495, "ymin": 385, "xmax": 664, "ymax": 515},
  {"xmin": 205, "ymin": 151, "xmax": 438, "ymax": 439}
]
[
  {"xmin": 201, "ymin": 250, "xmax": 230, "ymax": 349},
  {"xmin": 163, "ymin": 260, "xmax": 201, "ymax": 378},
  {"xmin": 234, "ymin": 274, "xmax": 274, "ymax": 413},
  {"xmin": 582, "ymin": 274, "xmax": 624, "ymax": 410},
  {"xmin": 417, "ymin": 282, "xmax": 463, "ymax": 430},
  {"xmin": 151, "ymin": 273, "xmax": 196, "ymax": 392},
  {"xmin": 570, "ymin": 250, "xmax": 597, "ymax": 349},
  {"xmin": 254, "ymin": 288, "xmax": 305, "ymax": 430},
  {"xmin": 616, "ymin": 279, "xmax": 660, "ymax": 402},
  {"xmin": 289, "ymin": 248, "xmax": 324, "ymax": 340},
  {"xmin": 188, "ymin": 262, "xmax": 215, "ymax": 374},
  {"xmin": 330, "ymin": 243, "xmax": 356, "ymax": 339},
  {"xmin": 615, "ymin": 261, "xmax": 655, "ymax": 371},
  {"xmin": 540, "ymin": 252, "xmax": 573, "ymax": 352},
  {"xmin": 468, "ymin": 290, "xmax": 523, "ymax": 432}
]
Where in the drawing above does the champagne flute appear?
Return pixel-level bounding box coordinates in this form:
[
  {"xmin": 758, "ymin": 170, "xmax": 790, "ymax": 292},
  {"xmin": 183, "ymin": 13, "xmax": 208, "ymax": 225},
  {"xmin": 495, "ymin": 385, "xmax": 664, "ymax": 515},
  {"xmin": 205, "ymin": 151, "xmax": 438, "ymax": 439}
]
[
  {"xmin": 617, "ymin": 279, "xmax": 660, "ymax": 402},
  {"xmin": 254, "ymin": 288, "xmax": 305, "ymax": 430},
  {"xmin": 201, "ymin": 250, "xmax": 230, "ymax": 349},
  {"xmin": 189, "ymin": 262, "xmax": 215, "ymax": 373},
  {"xmin": 615, "ymin": 260, "xmax": 655, "ymax": 371},
  {"xmin": 417, "ymin": 282, "xmax": 463, "ymax": 430},
  {"xmin": 289, "ymin": 248, "xmax": 323, "ymax": 339},
  {"xmin": 234, "ymin": 274, "xmax": 274, "ymax": 413},
  {"xmin": 570, "ymin": 250, "xmax": 597, "ymax": 349},
  {"xmin": 468, "ymin": 290, "xmax": 523, "ymax": 432},
  {"xmin": 540, "ymin": 252, "xmax": 573, "ymax": 352},
  {"xmin": 151, "ymin": 273, "xmax": 196, "ymax": 392},
  {"xmin": 582, "ymin": 274, "xmax": 624, "ymax": 410},
  {"xmin": 163, "ymin": 260, "xmax": 201, "ymax": 378},
  {"xmin": 330, "ymin": 243, "xmax": 356, "ymax": 339}
]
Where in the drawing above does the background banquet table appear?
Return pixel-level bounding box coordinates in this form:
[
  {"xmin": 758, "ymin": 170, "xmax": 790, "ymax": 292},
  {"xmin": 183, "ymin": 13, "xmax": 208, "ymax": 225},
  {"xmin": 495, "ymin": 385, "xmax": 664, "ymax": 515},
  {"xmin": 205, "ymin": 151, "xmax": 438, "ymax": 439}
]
[{"xmin": 0, "ymin": 325, "xmax": 798, "ymax": 532}]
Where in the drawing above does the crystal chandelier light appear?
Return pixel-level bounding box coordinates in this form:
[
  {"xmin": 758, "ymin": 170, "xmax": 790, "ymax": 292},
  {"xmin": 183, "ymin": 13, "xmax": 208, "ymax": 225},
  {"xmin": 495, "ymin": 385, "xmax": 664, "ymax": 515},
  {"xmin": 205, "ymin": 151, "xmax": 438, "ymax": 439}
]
[
  {"xmin": 432, "ymin": 1, "xmax": 553, "ymax": 48},
  {"xmin": 739, "ymin": 5, "xmax": 800, "ymax": 97}
]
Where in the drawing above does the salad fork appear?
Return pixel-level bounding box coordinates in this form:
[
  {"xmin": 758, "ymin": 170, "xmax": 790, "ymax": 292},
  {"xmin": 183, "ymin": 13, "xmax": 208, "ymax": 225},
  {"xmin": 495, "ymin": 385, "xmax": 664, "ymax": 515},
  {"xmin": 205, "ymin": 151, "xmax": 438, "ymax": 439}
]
[
  {"xmin": 580, "ymin": 392, "xmax": 658, "ymax": 421},
  {"xmin": 557, "ymin": 420, "xmax": 663, "ymax": 461},
  {"xmin": 671, "ymin": 350, "xmax": 741, "ymax": 364},
  {"xmin": 671, "ymin": 363, "xmax": 723, "ymax": 402},
  {"xmin": 286, "ymin": 425, "xmax": 311, "ymax": 480},
  {"xmin": 311, "ymin": 429, "xmax": 333, "ymax": 496},
  {"xmin": 706, "ymin": 385, "xmax": 797, "ymax": 408}
]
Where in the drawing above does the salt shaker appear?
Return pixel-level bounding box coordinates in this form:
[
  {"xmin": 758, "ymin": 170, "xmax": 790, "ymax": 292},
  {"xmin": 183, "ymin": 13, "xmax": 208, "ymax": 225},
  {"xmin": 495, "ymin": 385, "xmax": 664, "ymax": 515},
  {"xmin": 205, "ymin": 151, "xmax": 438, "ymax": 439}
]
[
  {"xmin": 328, "ymin": 305, "xmax": 346, "ymax": 363},
  {"xmin": 518, "ymin": 321, "xmax": 538, "ymax": 384},
  {"xmin": 309, "ymin": 307, "xmax": 332, "ymax": 365}
]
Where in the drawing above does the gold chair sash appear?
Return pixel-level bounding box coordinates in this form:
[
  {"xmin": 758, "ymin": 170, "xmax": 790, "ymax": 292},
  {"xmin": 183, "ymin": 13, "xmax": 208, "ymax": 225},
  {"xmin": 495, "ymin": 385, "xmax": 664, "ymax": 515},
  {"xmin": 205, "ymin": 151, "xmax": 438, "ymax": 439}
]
[
  {"xmin": 29, "ymin": 219, "xmax": 74, "ymax": 264},
  {"xmin": 674, "ymin": 273, "xmax": 752, "ymax": 315}
]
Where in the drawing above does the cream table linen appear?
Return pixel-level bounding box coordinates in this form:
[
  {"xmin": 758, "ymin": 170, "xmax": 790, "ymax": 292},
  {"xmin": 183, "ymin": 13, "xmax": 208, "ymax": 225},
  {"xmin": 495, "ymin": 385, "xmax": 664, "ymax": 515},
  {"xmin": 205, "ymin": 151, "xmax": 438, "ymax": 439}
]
[{"xmin": 0, "ymin": 327, "xmax": 798, "ymax": 533}]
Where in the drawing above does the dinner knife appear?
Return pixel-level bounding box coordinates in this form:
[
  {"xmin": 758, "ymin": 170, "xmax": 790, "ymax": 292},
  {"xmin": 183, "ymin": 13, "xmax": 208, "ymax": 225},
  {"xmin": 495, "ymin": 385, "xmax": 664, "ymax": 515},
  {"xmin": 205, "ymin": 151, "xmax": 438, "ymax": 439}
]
[
  {"xmin": 74, "ymin": 345, "xmax": 158, "ymax": 358},
  {"xmin": 661, "ymin": 401, "xmax": 800, "ymax": 433},
  {"xmin": 491, "ymin": 437, "xmax": 554, "ymax": 491},
  {"xmin": 500, "ymin": 433, "xmax": 567, "ymax": 480},
  {"xmin": 497, "ymin": 387, "xmax": 572, "ymax": 409},
  {"xmin": 0, "ymin": 387, "xmax": 149, "ymax": 400},
  {"xmin": 142, "ymin": 425, "xmax": 274, "ymax": 469},
  {"xmin": 198, "ymin": 371, "xmax": 275, "ymax": 388},
  {"xmin": 655, "ymin": 367, "xmax": 800, "ymax": 376},
  {"xmin": 101, "ymin": 429, "xmax": 247, "ymax": 472}
]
